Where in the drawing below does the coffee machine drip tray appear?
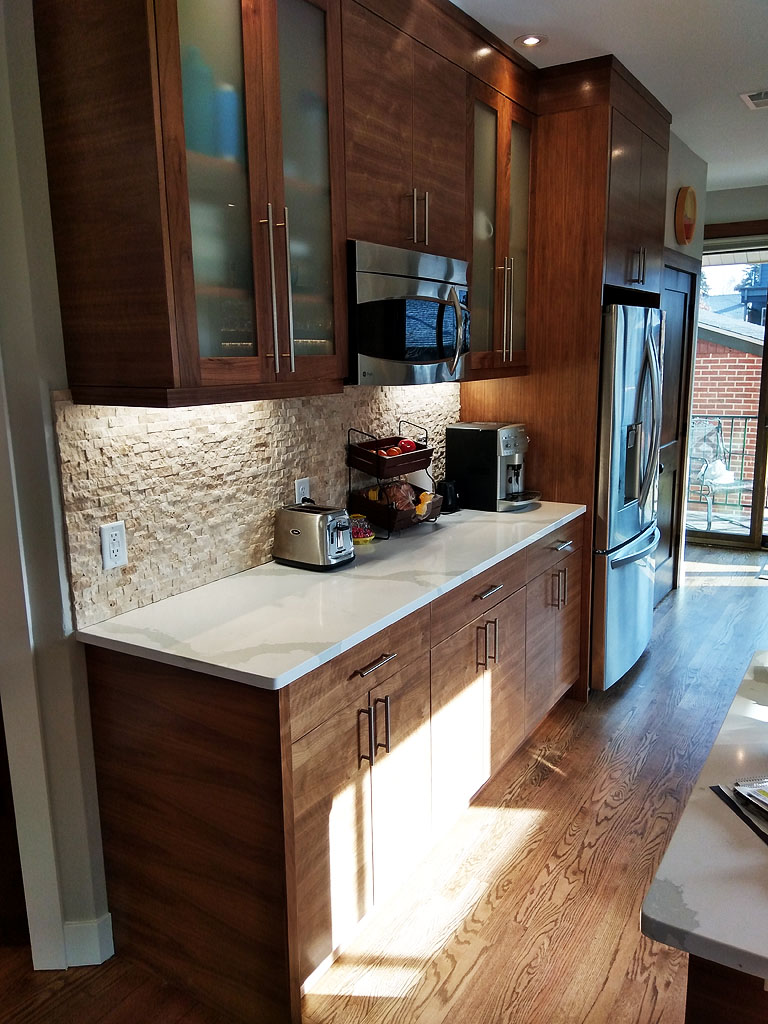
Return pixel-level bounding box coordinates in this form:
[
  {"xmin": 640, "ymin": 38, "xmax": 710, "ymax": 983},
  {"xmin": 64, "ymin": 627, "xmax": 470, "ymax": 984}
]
[{"xmin": 498, "ymin": 490, "xmax": 542, "ymax": 512}]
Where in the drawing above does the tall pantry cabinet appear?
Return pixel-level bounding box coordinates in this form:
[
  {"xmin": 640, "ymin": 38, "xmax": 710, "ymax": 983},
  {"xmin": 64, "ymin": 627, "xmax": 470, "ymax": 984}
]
[
  {"xmin": 33, "ymin": 0, "xmax": 348, "ymax": 406},
  {"xmin": 461, "ymin": 56, "xmax": 671, "ymax": 699}
]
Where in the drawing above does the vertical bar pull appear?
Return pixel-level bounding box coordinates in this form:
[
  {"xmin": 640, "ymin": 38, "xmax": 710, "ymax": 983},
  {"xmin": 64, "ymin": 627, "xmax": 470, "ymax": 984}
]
[
  {"xmin": 359, "ymin": 706, "xmax": 375, "ymax": 765},
  {"xmin": 500, "ymin": 257, "xmax": 509, "ymax": 360},
  {"xmin": 485, "ymin": 618, "xmax": 499, "ymax": 663},
  {"xmin": 506, "ymin": 256, "xmax": 515, "ymax": 358},
  {"xmin": 375, "ymin": 696, "xmax": 391, "ymax": 753},
  {"xmin": 560, "ymin": 567, "xmax": 568, "ymax": 607},
  {"xmin": 282, "ymin": 205, "xmax": 295, "ymax": 372},
  {"xmin": 424, "ymin": 191, "xmax": 430, "ymax": 246},
  {"xmin": 413, "ymin": 188, "xmax": 418, "ymax": 243},
  {"xmin": 260, "ymin": 203, "xmax": 280, "ymax": 373},
  {"xmin": 552, "ymin": 571, "xmax": 562, "ymax": 609}
]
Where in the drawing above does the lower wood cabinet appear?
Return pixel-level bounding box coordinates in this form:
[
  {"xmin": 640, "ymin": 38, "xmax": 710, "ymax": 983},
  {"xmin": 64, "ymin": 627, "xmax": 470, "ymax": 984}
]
[
  {"xmin": 431, "ymin": 587, "xmax": 526, "ymax": 836},
  {"xmin": 292, "ymin": 652, "xmax": 431, "ymax": 982},
  {"xmin": 525, "ymin": 548, "xmax": 582, "ymax": 733},
  {"xmin": 81, "ymin": 514, "xmax": 584, "ymax": 1024}
]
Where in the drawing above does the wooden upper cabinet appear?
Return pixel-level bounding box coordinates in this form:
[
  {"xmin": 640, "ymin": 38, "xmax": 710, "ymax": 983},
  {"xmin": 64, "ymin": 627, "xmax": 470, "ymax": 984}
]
[
  {"xmin": 467, "ymin": 81, "xmax": 531, "ymax": 377},
  {"xmin": 342, "ymin": 0, "xmax": 468, "ymax": 259},
  {"xmin": 33, "ymin": 0, "xmax": 347, "ymax": 406},
  {"xmin": 604, "ymin": 110, "xmax": 668, "ymax": 296}
]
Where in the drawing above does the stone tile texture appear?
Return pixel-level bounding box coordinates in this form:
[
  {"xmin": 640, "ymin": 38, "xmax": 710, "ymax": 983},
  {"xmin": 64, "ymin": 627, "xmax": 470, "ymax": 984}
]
[{"xmin": 53, "ymin": 386, "xmax": 461, "ymax": 627}]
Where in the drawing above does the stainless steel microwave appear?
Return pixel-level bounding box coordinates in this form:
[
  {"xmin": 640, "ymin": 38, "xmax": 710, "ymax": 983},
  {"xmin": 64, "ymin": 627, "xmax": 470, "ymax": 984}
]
[{"xmin": 347, "ymin": 241, "xmax": 470, "ymax": 386}]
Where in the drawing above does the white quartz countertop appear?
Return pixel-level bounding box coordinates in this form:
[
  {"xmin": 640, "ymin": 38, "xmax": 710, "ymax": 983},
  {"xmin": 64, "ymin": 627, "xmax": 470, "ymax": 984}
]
[
  {"xmin": 77, "ymin": 501, "xmax": 585, "ymax": 690},
  {"xmin": 641, "ymin": 652, "xmax": 768, "ymax": 978}
]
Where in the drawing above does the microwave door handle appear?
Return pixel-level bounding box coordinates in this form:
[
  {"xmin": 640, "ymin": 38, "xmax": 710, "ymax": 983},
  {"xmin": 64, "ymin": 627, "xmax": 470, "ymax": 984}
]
[{"xmin": 448, "ymin": 286, "xmax": 463, "ymax": 376}]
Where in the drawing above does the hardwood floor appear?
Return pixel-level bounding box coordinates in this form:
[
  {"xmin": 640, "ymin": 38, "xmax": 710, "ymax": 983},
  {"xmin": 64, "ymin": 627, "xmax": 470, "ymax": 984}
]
[{"xmin": 2, "ymin": 542, "xmax": 767, "ymax": 1024}]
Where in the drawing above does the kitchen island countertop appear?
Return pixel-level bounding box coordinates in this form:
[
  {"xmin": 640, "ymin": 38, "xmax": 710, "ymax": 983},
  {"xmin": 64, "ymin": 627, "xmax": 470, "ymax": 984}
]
[
  {"xmin": 77, "ymin": 501, "xmax": 585, "ymax": 689},
  {"xmin": 641, "ymin": 651, "xmax": 768, "ymax": 979}
]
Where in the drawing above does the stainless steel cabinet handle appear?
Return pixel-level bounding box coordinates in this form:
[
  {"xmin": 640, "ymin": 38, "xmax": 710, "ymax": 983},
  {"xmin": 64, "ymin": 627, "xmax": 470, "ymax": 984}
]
[
  {"xmin": 424, "ymin": 190, "xmax": 429, "ymax": 246},
  {"xmin": 560, "ymin": 567, "xmax": 568, "ymax": 607},
  {"xmin": 359, "ymin": 706, "xmax": 375, "ymax": 765},
  {"xmin": 477, "ymin": 583, "xmax": 504, "ymax": 601},
  {"xmin": 260, "ymin": 203, "xmax": 280, "ymax": 373},
  {"xmin": 374, "ymin": 695, "xmax": 391, "ymax": 753},
  {"xmin": 413, "ymin": 187, "xmax": 418, "ymax": 243},
  {"xmin": 500, "ymin": 258, "xmax": 509, "ymax": 360},
  {"xmin": 359, "ymin": 652, "xmax": 397, "ymax": 677},
  {"xmin": 281, "ymin": 205, "xmax": 296, "ymax": 372},
  {"xmin": 552, "ymin": 571, "xmax": 562, "ymax": 609},
  {"xmin": 485, "ymin": 617, "xmax": 499, "ymax": 663},
  {"xmin": 640, "ymin": 246, "xmax": 647, "ymax": 285},
  {"xmin": 506, "ymin": 256, "xmax": 514, "ymax": 359},
  {"xmin": 550, "ymin": 540, "xmax": 574, "ymax": 552}
]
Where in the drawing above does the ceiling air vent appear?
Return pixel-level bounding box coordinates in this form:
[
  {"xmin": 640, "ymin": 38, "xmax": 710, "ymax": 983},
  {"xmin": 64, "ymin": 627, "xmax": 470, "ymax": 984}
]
[{"xmin": 740, "ymin": 89, "xmax": 768, "ymax": 110}]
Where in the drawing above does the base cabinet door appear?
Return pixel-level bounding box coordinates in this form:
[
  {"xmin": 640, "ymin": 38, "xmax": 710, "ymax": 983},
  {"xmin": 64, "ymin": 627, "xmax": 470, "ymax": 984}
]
[
  {"xmin": 369, "ymin": 656, "xmax": 431, "ymax": 905},
  {"xmin": 431, "ymin": 615, "xmax": 488, "ymax": 837},
  {"xmin": 554, "ymin": 549, "xmax": 582, "ymax": 702},
  {"xmin": 431, "ymin": 588, "xmax": 526, "ymax": 835},
  {"xmin": 526, "ymin": 549, "xmax": 582, "ymax": 733},
  {"xmin": 292, "ymin": 652, "xmax": 431, "ymax": 982},
  {"xmin": 292, "ymin": 685, "xmax": 373, "ymax": 983},
  {"xmin": 487, "ymin": 587, "xmax": 527, "ymax": 775}
]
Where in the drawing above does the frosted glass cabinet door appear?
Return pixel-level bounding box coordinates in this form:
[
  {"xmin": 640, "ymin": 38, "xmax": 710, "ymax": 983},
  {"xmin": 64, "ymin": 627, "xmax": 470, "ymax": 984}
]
[
  {"xmin": 277, "ymin": 0, "xmax": 336, "ymax": 360},
  {"xmin": 472, "ymin": 99, "xmax": 498, "ymax": 357},
  {"xmin": 178, "ymin": 0, "xmax": 258, "ymax": 359}
]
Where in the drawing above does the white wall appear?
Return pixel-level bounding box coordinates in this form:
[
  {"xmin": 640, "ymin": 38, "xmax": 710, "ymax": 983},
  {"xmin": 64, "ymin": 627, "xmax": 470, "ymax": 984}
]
[
  {"xmin": 705, "ymin": 185, "xmax": 768, "ymax": 225},
  {"xmin": 664, "ymin": 132, "xmax": 708, "ymax": 258},
  {"xmin": 0, "ymin": 0, "xmax": 112, "ymax": 967}
]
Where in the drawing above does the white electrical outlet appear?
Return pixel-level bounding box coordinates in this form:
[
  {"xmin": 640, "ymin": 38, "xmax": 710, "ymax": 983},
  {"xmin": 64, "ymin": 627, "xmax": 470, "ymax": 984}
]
[
  {"xmin": 100, "ymin": 520, "xmax": 128, "ymax": 570},
  {"xmin": 294, "ymin": 477, "xmax": 311, "ymax": 503}
]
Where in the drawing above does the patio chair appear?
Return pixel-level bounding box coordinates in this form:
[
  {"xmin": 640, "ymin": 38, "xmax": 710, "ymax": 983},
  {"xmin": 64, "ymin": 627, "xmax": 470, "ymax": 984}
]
[{"xmin": 689, "ymin": 415, "xmax": 752, "ymax": 530}]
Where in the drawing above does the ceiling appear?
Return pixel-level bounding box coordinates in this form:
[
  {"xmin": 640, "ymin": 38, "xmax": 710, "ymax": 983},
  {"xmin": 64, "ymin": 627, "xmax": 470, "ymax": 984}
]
[{"xmin": 451, "ymin": 0, "xmax": 768, "ymax": 193}]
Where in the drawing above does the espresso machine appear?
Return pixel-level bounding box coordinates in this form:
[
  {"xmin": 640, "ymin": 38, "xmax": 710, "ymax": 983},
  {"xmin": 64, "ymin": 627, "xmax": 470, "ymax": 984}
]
[{"xmin": 445, "ymin": 422, "xmax": 539, "ymax": 512}]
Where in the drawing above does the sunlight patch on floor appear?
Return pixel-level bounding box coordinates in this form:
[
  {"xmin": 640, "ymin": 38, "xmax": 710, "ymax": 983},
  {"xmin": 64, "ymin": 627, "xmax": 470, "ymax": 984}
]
[{"xmin": 305, "ymin": 804, "xmax": 545, "ymax": 1000}]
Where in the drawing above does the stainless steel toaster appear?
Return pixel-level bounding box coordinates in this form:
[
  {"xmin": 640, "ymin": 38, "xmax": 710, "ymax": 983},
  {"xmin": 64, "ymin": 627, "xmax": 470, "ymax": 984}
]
[{"xmin": 272, "ymin": 502, "xmax": 355, "ymax": 571}]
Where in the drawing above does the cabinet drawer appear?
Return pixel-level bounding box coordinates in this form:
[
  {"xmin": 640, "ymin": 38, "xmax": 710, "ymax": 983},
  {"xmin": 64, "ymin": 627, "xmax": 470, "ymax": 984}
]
[
  {"xmin": 430, "ymin": 550, "xmax": 525, "ymax": 647},
  {"xmin": 288, "ymin": 605, "xmax": 430, "ymax": 742},
  {"xmin": 525, "ymin": 516, "xmax": 584, "ymax": 582}
]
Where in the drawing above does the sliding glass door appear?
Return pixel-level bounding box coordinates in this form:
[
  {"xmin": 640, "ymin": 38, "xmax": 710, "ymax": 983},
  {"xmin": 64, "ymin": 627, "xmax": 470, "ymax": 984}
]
[{"xmin": 686, "ymin": 250, "xmax": 768, "ymax": 546}]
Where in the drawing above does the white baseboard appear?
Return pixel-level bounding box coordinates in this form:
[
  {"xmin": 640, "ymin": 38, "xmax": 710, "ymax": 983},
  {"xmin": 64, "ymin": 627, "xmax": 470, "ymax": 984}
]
[{"xmin": 64, "ymin": 913, "xmax": 114, "ymax": 966}]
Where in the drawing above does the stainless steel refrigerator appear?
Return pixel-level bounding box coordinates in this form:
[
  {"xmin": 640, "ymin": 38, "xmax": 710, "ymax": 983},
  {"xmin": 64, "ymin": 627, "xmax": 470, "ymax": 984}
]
[{"xmin": 591, "ymin": 304, "xmax": 664, "ymax": 690}]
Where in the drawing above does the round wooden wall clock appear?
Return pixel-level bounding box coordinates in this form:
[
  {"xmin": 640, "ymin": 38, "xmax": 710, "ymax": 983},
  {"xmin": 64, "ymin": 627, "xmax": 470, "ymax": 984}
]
[{"xmin": 674, "ymin": 186, "xmax": 697, "ymax": 245}]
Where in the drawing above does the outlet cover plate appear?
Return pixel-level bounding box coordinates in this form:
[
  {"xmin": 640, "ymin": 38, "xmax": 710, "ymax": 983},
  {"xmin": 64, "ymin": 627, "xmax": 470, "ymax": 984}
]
[
  {"xmin": 294, "ymin": 477, "xmax": 311, "ymax": 503},
  {"xmin": 100, "ymin": 520, "xmax": 128, "ymax": 570}
]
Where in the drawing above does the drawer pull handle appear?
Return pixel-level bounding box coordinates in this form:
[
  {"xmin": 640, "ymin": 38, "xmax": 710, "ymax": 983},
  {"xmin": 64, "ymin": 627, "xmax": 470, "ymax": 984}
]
[
  {"xmin": 477, "ymin": 583, "xmax": 504, "ymax": 601},
  {"xmin": 359, "ymin": 652, "xmax": 397, "ymax": 677},
  {"xmin": 551, "ymin": 540, "xmax": 574, "ymax": 552},
  {"xmin": 375, "ymin": 695, "xmax": 391, "ymax": 753},
  {"xmin": 359, "ymin": 706, "xmax": 375, "ymax": 765}
]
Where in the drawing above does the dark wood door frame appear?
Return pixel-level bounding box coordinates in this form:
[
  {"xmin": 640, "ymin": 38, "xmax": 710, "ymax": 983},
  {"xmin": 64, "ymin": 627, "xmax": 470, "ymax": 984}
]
[{"xmin": 659, "ymin": 247, "xmax": 699, "ymax": 600}]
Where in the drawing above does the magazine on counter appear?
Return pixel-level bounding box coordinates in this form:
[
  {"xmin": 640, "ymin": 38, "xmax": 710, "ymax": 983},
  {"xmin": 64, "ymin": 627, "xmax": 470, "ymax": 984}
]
[{"xmin": 711, "ymin": 776, "xmax": 768, "ymax": 847}]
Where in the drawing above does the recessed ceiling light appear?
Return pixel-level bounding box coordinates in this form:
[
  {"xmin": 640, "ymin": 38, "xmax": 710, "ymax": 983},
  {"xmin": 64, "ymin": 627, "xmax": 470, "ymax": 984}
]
[{"xmin": 513, "ymin": 33, "xmax": 548, "ymax": 48}]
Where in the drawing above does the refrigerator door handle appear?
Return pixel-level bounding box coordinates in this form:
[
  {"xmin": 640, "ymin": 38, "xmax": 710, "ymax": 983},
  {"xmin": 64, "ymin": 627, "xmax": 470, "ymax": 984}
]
[
  {"xmin": 637, "ymin": 329, "xmax": 662, "ymax": 510},
  {"xmin": 610, "ymin": 527, "xmax": 661, "ymax": 569}
]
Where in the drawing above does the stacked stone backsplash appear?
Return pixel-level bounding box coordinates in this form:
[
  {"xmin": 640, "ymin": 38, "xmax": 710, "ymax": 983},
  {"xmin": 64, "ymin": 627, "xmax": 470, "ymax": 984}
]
[{"xmin": 54, "ymin": 384, "xmax": 460, "ymax": 627}]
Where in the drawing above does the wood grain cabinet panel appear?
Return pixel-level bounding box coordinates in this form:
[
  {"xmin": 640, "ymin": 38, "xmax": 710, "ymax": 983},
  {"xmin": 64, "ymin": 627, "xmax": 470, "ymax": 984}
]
[
  {"xmin": 604, "ymin": 109, "xmax": 667, "ymax": 296},
  {"xmin": 526, "ymin": 546, "xmax": 583, "ymax": 733},
  {"xmin": 431, "ymin": 585, "xmax": 526, "ymax": 835},
  {"xmin": 342, "ymin": 0, "xmax": 468, "ymax": 258},
  {"xmin": 33, "ymin": 0, "xmax": 347, "ymax": 406},
  {"xmin": 431, "ymin": 549, "xmax": 526, "ymax": 647},
  {"xmin": 292, "ymin": 652, "xmax": 431, "ymax": 982}
]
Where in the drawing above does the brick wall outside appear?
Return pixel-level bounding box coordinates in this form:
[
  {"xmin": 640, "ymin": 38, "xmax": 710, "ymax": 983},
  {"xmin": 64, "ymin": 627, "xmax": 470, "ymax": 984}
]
[{"xmin": 688, "ymin": 337, "xmax": 761, "ymax": 515}]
